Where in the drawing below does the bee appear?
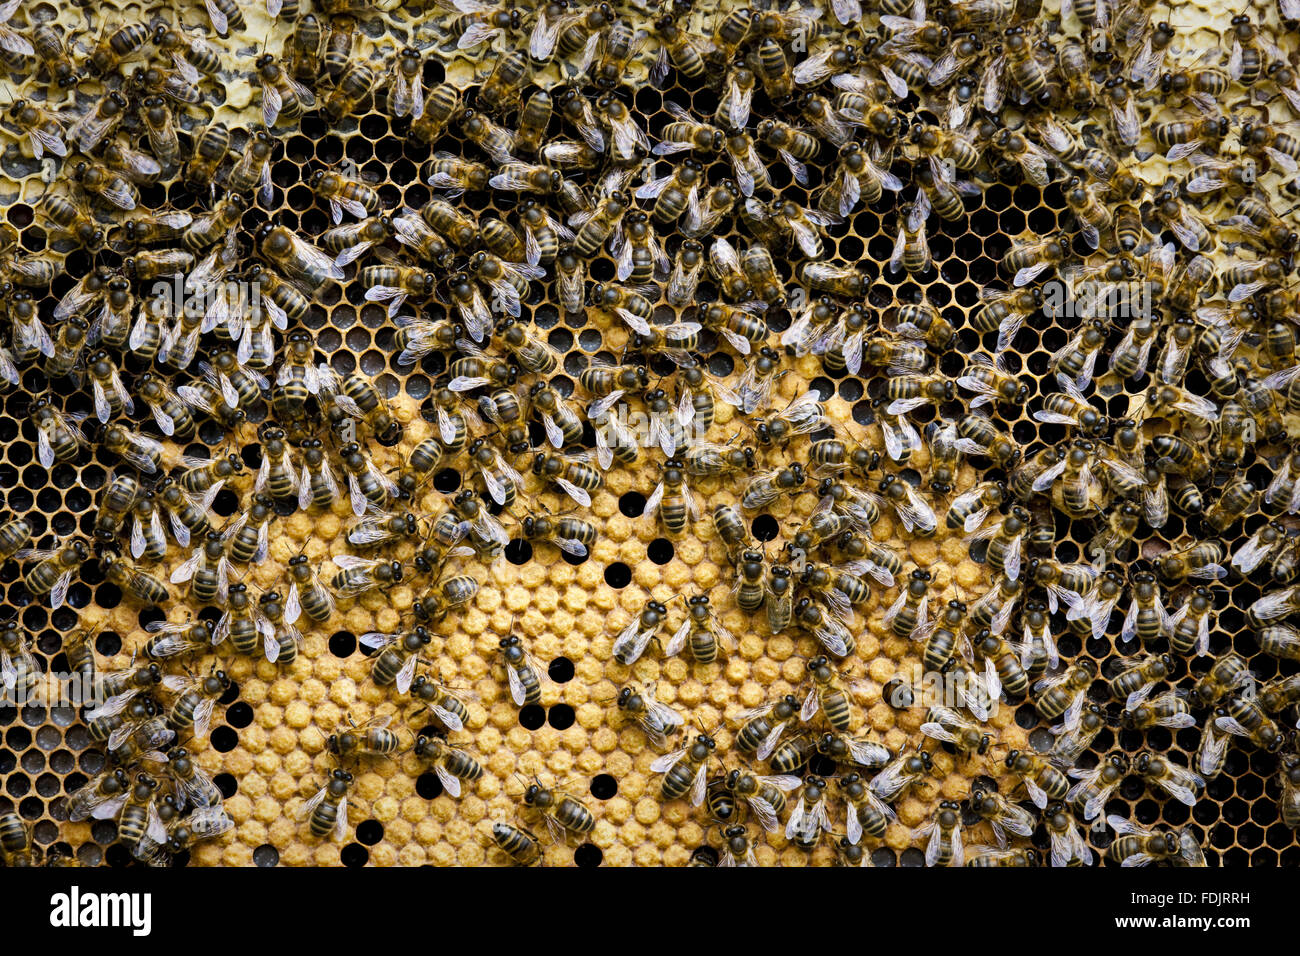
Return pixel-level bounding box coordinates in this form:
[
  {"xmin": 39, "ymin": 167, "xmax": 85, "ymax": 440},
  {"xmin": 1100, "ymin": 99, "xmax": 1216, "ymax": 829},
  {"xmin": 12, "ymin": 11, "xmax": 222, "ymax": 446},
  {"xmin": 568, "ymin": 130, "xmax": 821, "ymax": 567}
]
[
  {"xmin": 9, "ymin": 291, "xmax": 55, "ymax": 364},
  {"xmin": 1039, "ymin": 801, "xmax": 1092, "ymax": 867},
  {"xmin": 968, "ymin": 780, "xmax": 1035, "ymax": 847},
  {"xmin": 9, "ymin": 98, "xmax": 69, "ymax": 160},
  {"xmin": 586, "ymin": 19, "xmax": 642, "ymax": 89},
  {"xmin": 182, "ymin": 121, "xmax": 230, "ymax": 195},
  {"xmin": 1048, "ymin": 701, "xmax": 1106, "ymax": 767},
  {"xmin": 324, "ymin": 60, "xmax": 376, "ymax": 123},
  {"xmin": 32, "ymin": 22, "xmax": 77, "ymax": 88},
  {"xmin": 665, "ymin": 594, "xmax": 734, "ymax": 665},
  {"xmin": 73, "ymin": 159, "xmax": 138, "ymax": 211},
  {"xmin": 299, "ymin": 769, "xmax": 354, "ymax": 842},
  {"xmin": 1108, "ymin": 652, "xmax": 1177, "ymax": 712},
  {"xmin": 0, "ymin": 621, "xmax": 38, "ymax": 704},
  {"xmin": 152, "ymin": 22, "xmax": 222, "ymax": 78},
  {"xmin": 327, "ymin": 713, "xmax": 402, "ymax": 762},
  {"xmin": 1107, "ymin": 815, "xmax": 1205, "ymax": 867},
  {"xmin": 1215, "ymin": 695, "xmax": 1285, "ymax": 752},
  {"xmin": 1134, "ymin": 750, "xmax": 1204, "ymax": 807},
  {"xmin": 921, "ymin": 704, "xmax": 992, "ymax": 758},
  {"xmin": 1280, "ymin": 755, "xmax": 1300, "ymax": 828},
  {"xmin": 80, "ymin": 349, "xmax": 133, "ymax": 424},
  {"xmin": 510, "ymin": 90, "xmax": 552, "ymax": 157},
  {"xmin": 328, "ymin": 554, "xmax": 403, "ymax": 601},
  {"xmin": 111, "ymin": 774, "xmax": 169, "ymax": 854},
  {"xmin": 615, "ymin": 681, "xmax": 683, "ymax": 749},
  {"xmin": 1124, "ymin": 690, "xmax": 1197, "ymax": 732},
  {"xmin": 1062, "ymin": 751, "xmax": 1129, "ymax": 823},
  {"xmin": 254, "ymin": 226, "xmax": 344, "ymax": 291},
  {"xmin": 775, "ymin": 775, "xmax": 829, "ymax": 852},
  {"xmin": 881, "ymin": 568, "xmax": 931, "ymax": 642},
  {"xmin": 101, "ymin": 424, "xmax": 162, "ymax": 474},
  {"xmin": 0, "ymin": 515, "xmax": 31, "ymax": 567},
  {"xmin": 100, "ymin": 552, "xmax": 170, "ymax": 608},
  {"xmin": 520, "ymin": 778, "xmax": 596, "ymax": 841},
  {"xmin": 272, "ymin": 555, "xmax": 331, "ymax": 630},
  {"xmin": 489, "ymin": 820, "xmax": 541, "ymax": 866},
  {"xmin": 86, "ymin": 22, "xmax": 149, "ymax": 76},
  {"xmin": 1004, "ymin": 750, "xmax": 1069, "ymax": 810},
  {"xmin": 413, "ymin": 736, "xmax": 485, "ymax": 803},
  {"xmin": 493, "ymin": 633, "xmax": 545, "ymax": 708},
  {"xmin": 916, "ymin": 800, "xmax": 964, "ymax": 867},
  {"xmin": 740, "ymin": 462, "xmax": 806, "ymax": 511},
  {"xmin": 888, "ymin": 199, "xmax": 931, "ymax": 276},
  {"xmin": 649, "ymin": 13, "xmax": 708, "ymax": 87},
  {"xmin": 384, "ymin": 46, "xmax": 427, "ymax": 120},
  {"xmin": 30, "ymin": 395, "xmax": 87, "ymax": 469},
  {"xmin": 309, "ymin": 169, "xmax": 382, "ymax": 228},
  {"xmin": 651, "ymin": 733, "xmax": 716, "ymax": 806},
  {"xmin": 355, "ymin": 626, "xmax": 431, "ymax": 695},
  {"xmin": 409, "ymin": 84, "xmax": 462, "ymax": 145},
  {"xmin": 39, "ymin": 315, "xmax": 87, "ymax": 380},
  {"xmin": 798, "ymin": 656, "xmax": 857, "ymax": 732}
]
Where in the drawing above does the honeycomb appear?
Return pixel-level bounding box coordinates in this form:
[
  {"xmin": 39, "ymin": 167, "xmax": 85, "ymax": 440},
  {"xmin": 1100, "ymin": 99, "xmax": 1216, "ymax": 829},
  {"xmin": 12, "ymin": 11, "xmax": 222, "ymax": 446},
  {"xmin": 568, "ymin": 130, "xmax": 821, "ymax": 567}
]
[{"xmin": 0, "ymin": 0, "xmax": 1299, "ymax": 868}]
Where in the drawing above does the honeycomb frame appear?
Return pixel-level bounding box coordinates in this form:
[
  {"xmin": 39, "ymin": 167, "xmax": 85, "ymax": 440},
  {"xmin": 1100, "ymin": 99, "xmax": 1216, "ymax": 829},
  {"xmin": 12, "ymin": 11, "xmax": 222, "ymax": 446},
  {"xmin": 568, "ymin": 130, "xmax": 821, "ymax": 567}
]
[{"xmin": 0, "ymin": 0, "xmax": 1297, "ymax": 868}]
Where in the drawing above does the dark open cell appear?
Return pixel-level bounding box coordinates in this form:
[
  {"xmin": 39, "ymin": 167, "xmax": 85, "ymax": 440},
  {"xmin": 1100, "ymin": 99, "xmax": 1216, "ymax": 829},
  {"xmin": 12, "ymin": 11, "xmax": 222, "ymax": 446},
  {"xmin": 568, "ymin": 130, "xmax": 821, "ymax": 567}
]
[
  {"xmin": 432, "ymin": 469, "xmax": 461, "ymax": 492},
  {"xmin": 518, "ymin": 705, "xmax": 546, "ymax": 730},
  {"xmin": 647, "ymin": 538, "xmax": 674, "ymax": 565},
  {"xmin": 214, "ymin": 774, "xmax": 238, "ymax": 799},
  {"xmin": 604, "ymin": 562, "xmax": 632, "ymax": 588},
  {"xmin": 505, "ymin": 539, "xmax": 533, "ymax": 565},
  {"xmin": 330, "ymin": 631, "xmax": 358, "ymax": 658},
  {"xmin": 751, "ymin": 514, "xmax": 779, "ymax": 541},
  {"xmin": 548, "ymin": 657, "xmax": 575, "ymax": 683},
  {"xmin": 225, "ymin": 702, "xmax": 254, "ymax": 728},
  {"xmin": 253, "ymin": 844, "xmax": 280, "ymax": 867},
  {"xmin": 416, "ymin": 772, "xmax": 444, "ymax": 800},
  {"xmin": 547, "ymin": 704, "xmax": 575, "ymax": 730},
  {"xmin": 210, "ymin": 726, "xmax": 238, "ymax": 753},
  {"xmin": 356, "ymin": 820, "xmax": 385, "ymax": 846},
  {"xmin": 573, "ymin": 844, "xmax": 603, "ymax": 868},
  {"xmin": 341, "ymin": 843, "xmax": 369, "ymax": 867},
  {"xmin": 619, "ymin": 492, "xmax": 646, "ymax": 517},
  {"xmin": 590, "ymin": 774, "xmax": 618, "ymax": 800}
]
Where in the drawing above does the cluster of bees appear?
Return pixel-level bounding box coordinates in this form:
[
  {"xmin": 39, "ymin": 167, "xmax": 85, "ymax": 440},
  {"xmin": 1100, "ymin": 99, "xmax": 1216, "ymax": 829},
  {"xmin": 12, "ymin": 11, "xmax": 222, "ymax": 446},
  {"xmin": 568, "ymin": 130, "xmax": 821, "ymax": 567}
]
[{"xmin": 0, "ymin": 0, "xmax": 1299, "ymax": 867}]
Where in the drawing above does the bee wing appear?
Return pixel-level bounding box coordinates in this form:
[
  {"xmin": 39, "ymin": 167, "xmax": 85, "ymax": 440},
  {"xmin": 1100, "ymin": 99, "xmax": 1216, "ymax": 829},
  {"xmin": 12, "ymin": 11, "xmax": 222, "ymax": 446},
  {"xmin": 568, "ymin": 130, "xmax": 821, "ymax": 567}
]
[
  {"xmin": 664, "ymin": 618, "xmax": 690, "ymax": 658},
  {"xmin": 689, "ymin": 761, "xmax": 709, "ymax": 807},
  {"xmin": 920, "ymin": 721, "xmax": 957, "ymax": 745},
  {"xmin": 397, "ymin": 652, "xmax": 418, "ymax": 695},
  {"xmin": 649, "ymin": 748, "xmax": 686, "ymax": 774},
  {"xmin": 359, "ymin": 630, "xmax": 398, "ymax": 649},
  {"xmin": 506, "ymin": 661, "xmax": 529, "ymax": 707}
]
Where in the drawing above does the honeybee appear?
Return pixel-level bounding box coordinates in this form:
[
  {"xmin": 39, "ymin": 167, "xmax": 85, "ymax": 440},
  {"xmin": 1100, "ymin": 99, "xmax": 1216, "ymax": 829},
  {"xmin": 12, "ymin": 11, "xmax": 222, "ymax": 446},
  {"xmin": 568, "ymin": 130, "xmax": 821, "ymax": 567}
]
[
  {"xmin": 329, "ymin": 555, "xmax": 404, "ymax": 600},
  {"xmin": 9, "ymin": 99, "xmax": 69, "ymax": 159},
  {"xmin": 31, "ymin": 395, "xmax": 87, "ymax": 468},
  {"xmin": 615, "ymin": 682, "xmax": 683, "ymax": 748},
  {"xmin": 257, "ymin": 224, "xmax": 345, "ymax": 287},
  {"xmin": 1043, "ymin": 801, "xmax": 1093, "ymax": 867},
  {"xmin": 32, "ymin": 22, "xmax": 77, "ymax": 89},
  {"xmin": 665, "ymin": 594, "xmax": 735, "ymax": 665},
  {"xmin": 921, "ymin": 705, "xmax": 991, "ymax": 756},
  {"xmin": 1134, "ymin": 751, "xmax": 1204, "ymax": 807},
  {"xmin": 916, "ymin": 800, "xmax": 965, "ymax": 867},
  {"xmin": 299, "ymin": 769, "xmax": 354, "ymax": 843},
  {"xmin": 968, "ymin": 780, "xmax": 1035, "ymax": 847},
  {"xmin": 73, "ymin": 160, "xmax": 138, "ymax": 211},
  {"xmin": 498, "ymin": 633, "xmax": 546, "ymax": 708},
  {"xmin": 1106, "ymin": 815, "xmax": 1206, "ymax": 867},
  {"xmin": 324, "ymin": 60, "xmax": 377, "ymax": 123},
  {"xmin": 889, "ymin": 198, "xmax": 931, "ymax": 276}
]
